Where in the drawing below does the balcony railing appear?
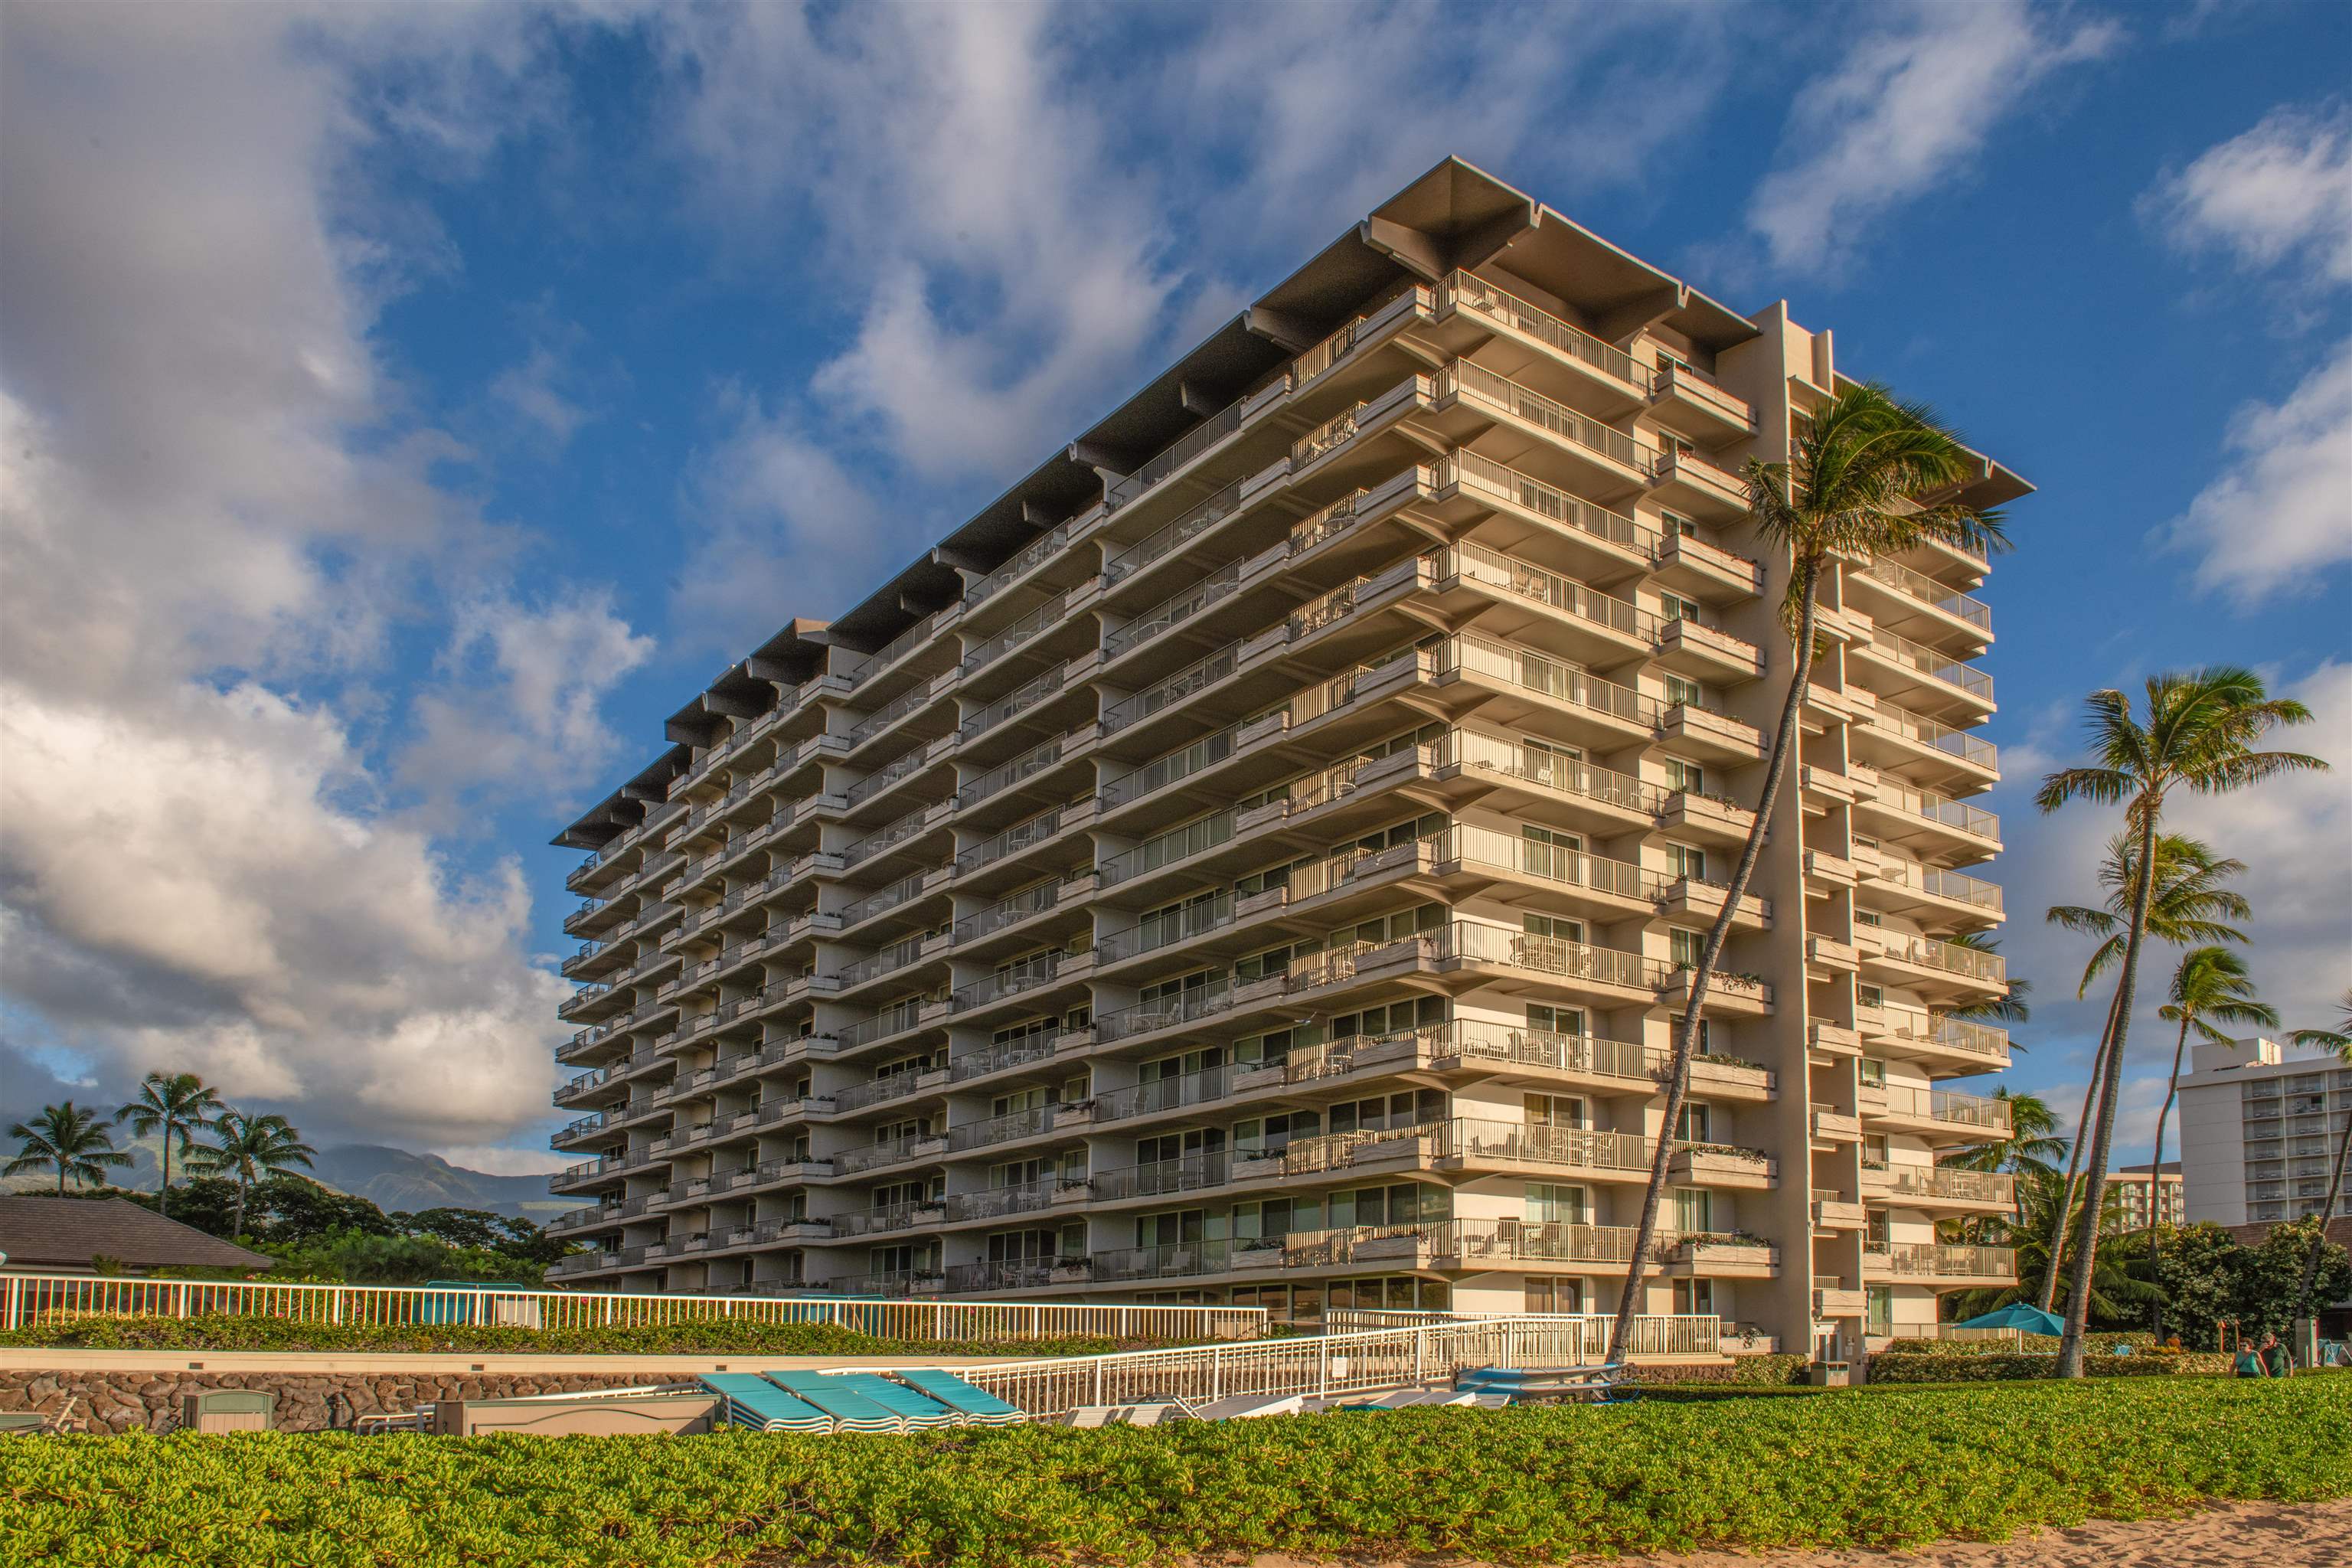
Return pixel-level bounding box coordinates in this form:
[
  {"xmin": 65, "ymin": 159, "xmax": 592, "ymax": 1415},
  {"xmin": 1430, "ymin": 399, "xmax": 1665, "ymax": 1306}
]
[
  {"xmin": 836, "ymin": 871, "xmax": 929, "ymax": 930},
  {"xmin": 953, "ymin": 880, "xmax": 1063, "ymax": 944},
  {"xmin": 1442, "ymin": 451, "xmax": 1658, "ymax": 560},
  {"xmin": 1433, "ymin": 729, "xmax": 1665, "ymax": 815},
  {"xmin": 1867, "ymin": 1084, "xmax": 2014, "ymax": 1132},
  {"xmin": 1872, "ymin": 1013, "xmax": 2011, "ymax": 1060},
  {"xmin": 1872, "ymin": 777, "xmax": 2001, "ymax": 841},
  {"xmin": 1869, "ymin": 852, "xmax": 2004, "ymax": 911},
  {"xmin": 1864, "ymin": 1242, "xmax": 2016, "ymax": 1279},
  {"xmin": 1102, "ymin": 639, "xmax": 1239, "ymax": 733},
  {"xmin": 1857, "ymin": 557, "xmax": 1991, "ymax": 632},
  {"xmin": 962, "ymin": 591, "xmax": 1071, "ymax": 675},
  {"xmin": 1867, "ymin": 1165, "xmax": 2016, "ymax": 1205},
  {"xmin": 1107, "ymin": 387, "xmax": 1259, "ymax": 511},
  {"xmin": 1858, "ymin": 701, "xmax": 1997, "ymax": 771},
  {"xmin": 1442, "ymin": 360, "xmax": 1648, "ymax": 473},
  {"xmin": 1860, "ymin": 626, "xmax": 1994, "ymax": 702},
  {"xmin": 1432, "ymin": 1118, "xmax": 1654, "ymax": 1174},
  {"xmin": 1441, "ymin": 270, "xmax": 1649, "ymax": 393},
  {"xmin": 1432, "ymin": 631, "xmax": 1661, "ymax": 727},
  {"xmin": 966, "ymin": 518, "xmax": 1079, "ymax": 607},
  {"xmin": 1867, "ymin": 932, "xmax": 2007, "ymax": 985},
  {"xmin": 1429, "ymin": 541, "xmax": 1661, "ymax": 643},
  {"xmin": 1103, "ymin": 558, "xmax": 1244, "ymax": 661},
  {"xmin": 840, "ymin": 612, "xmax": 939, "ymax": 690},
  {"xmin": 956, "ymin": 801, "xmax": 1081, "ymax": 875},
  {"xmin": 1102, "ymin": 481, "xmax": 1243, "ymax": 585},
  {"xmin": 959, "ymin": 664, "xmax": 1067, "ymax": 742}
]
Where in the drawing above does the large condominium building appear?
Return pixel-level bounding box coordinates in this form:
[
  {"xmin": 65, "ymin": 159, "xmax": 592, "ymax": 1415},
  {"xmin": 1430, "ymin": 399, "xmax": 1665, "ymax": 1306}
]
[
  {"xmin": 544, "ymin": 159, "xmax": 2027, "ymax": 1357},
  {"xmin": 2105, "ymin": 1163, "xmax": 2185, "ymax": 1233},
  {"xmin": 2178, "ymin": 1037, "xmax": 2352, "ymax": 1226}
]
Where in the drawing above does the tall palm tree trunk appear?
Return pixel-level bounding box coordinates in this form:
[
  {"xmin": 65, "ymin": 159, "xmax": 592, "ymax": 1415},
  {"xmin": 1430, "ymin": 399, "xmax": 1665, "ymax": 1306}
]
[
  {"xmin": 2294, "ymin": 1109, "xmax": 2352, "ymax": 1333},
  {"xmin": 158, "ymin": 1139, "xmax": 172, "ymax": 1220},
  {"xmin": 232, "ymin": 1173, "xmax": 250, "ymax": 1241},
  {"xmin": 1605, "ymin": 563, "xmax": 1819, "ymax": 1366},
  {"xmin": 2058, "ymin": 811, "xmax": 2159, "ymax": 1377},
  {"xmin": 2039, "ymin": 990, "xmax": 2120, "ymax": 1312},
  {"xmin": 2144, "ymin": 1010, "xmax": 2196, "ymax": 1337}
]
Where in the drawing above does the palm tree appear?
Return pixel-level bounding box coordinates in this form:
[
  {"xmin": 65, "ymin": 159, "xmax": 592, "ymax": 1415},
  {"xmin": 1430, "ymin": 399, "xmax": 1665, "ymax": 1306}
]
[
  {"xmin": 1602, "ymin": 382, "xmax": 2005, "ymax": 1366},
  {"xmin": 186, "ymin": 1111, "xmax": 317, "ymax": 1240},
  {"xmin": 1943, "ymin": 1089, "xmax": 2066, "ymax": 1178},
  {"xmin": 1951, "ymin": 1168, "xmax": 2155, "ymax": 1325},
  {"xmin": 2034, "ymin": 832, "xmax": 2252, "ymax": 1312},
  {"xmin": 114, "ymin": 1072, "xmax": 225, "ymax": 1221},
  {"xmin": 5, "ymin": 1102, "xmax": 132, "ymax": 1194},
  {"xmin": 2288, "ymin": 990, "xmax": 2352, "ymax": 1331},
  {"xmin": 2035, "ymin": 670, "xmax": 2324, "ymax": 1375},
  {"xmin": 2145, "ymin": 947, "xmax": 2276, "ymax": 1336}
]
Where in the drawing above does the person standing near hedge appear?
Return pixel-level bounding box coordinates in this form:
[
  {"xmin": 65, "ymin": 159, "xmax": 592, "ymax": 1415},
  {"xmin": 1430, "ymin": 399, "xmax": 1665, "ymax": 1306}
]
[
  {"xmin": 2258, "ymin": 1332, "xmax": 2292, "ymax": 1377},
  {"xmin": 2235, "ymin": 1341, "xmax": 2266, "ymax": 1377}
]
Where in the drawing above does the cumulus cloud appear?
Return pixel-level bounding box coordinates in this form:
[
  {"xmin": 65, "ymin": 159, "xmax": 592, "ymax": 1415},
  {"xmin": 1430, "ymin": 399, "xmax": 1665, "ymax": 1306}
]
[
  {"xmin": 0, "ymin": 5, "xmax": 640, "ymax": 1146},
  {"xmin": 1747, "ymin": 1, "xmax": 2122, "ymax": 273},
  {"xmin": 2147, "ymin": 103, "xmax": 2352, "ymax": 287},
  {"xmin": 2161, "ymin": 343, "xmax": 2352, "ymax": 603}
]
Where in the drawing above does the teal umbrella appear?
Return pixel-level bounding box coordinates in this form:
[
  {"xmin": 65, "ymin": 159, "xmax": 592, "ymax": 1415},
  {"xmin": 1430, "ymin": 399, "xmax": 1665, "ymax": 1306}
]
[{"xmin": 1955, "ymin": 1302, "xmax": 2063, "ymax": 1335}]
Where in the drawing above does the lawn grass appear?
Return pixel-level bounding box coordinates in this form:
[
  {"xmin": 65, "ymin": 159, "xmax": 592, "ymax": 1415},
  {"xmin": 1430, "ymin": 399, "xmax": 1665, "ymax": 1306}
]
[{"xmin": 2, "ymin": 1374, "xmax": 2344, "ymax": 1566}]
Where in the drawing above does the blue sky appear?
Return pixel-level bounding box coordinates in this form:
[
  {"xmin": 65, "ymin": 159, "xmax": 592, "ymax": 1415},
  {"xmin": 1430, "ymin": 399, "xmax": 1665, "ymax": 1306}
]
[{"xmin": 1, "ymin": 1, "xmax": 2346, "ymax": 1175}]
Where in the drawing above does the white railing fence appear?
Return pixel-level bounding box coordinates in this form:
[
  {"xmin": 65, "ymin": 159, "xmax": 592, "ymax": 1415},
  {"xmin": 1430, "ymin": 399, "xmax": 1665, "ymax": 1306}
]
[
  {"xmin": 955, "ymin": 1312, "xmax": 1717, "ymax": 1418},
  {"xmin": 1325, "ymin": 1308, "xmax": 1720, "ymax": 1356},
  {"xmin": 0, "ymin": 1273, "xmax": 1264, "ymax": 1345}
]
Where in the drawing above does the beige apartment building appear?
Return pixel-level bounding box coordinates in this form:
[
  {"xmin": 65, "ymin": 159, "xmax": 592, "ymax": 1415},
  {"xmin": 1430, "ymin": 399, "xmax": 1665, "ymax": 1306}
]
[{"xmin": 545, "ymin": 159, "xmax": 2027, "ymax": 1356}]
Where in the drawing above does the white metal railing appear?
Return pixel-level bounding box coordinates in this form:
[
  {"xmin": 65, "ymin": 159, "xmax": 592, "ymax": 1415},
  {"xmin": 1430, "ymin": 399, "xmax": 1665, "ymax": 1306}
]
[
  {"xmin": 1870, "ymin": 851, "xmax": 2004, "ymax": 911},
  {"xmin": 1442, "ymin": 360, "xmax": 1649, "ymax": 473},
  {"xmin": 1871, "ymin": 776, "xmax": 2001, "ymax": 841},
  {"xmin": 1443, "ymin": 451, "xmax": 1658, "ymax": 560},
  {"xmin": 1867, "ymin": 930, "xmax": 2008, "ymax": 984},
  {"xmin": 959, "ymin": 734, "xmax": 1069, "ymax": 809},
  {"xmin": 1860, "ymin": 701, "xmax": 1998, "ymax": 770},
  {"xmin": 1102, "ymin": 482, "xmax": 1244, "ymax": 584},
  {"xmin": 1441, "ymin": 271, "xmax": 1649, "ymax": 392},
  {"xmin": 1857, "ymin": 557, "xmax": 1991, "ymax": 632},
  {"xmin": 1867, "ymin": 1083, "xmax": 2015, "ymax": 1131},
  {"xmin": 1434, "ymin": 729, "xmax": 1665, "ymax": 815},
  {"xmin": 0, "ymin": 1273, "xmax": 1264, "ymax": 1342},
  {"xmin": 967, "ymin": 518, "xmax": 1079, "ymax": 607},
  {"xmin": 1429, "ymin": 540, "xmax": 1661, "ymax": 643},
  {"xmin": 1864, "ymin": 1164, "xmax": 2016, "ymax": 1204},
  {"xmin": 1432, "ymin": 630, "xmax": 1661, "ymax": 726},
  {"xmin": 1860, "ymin": 626, "xmax": 1994, "ymax": 701}
]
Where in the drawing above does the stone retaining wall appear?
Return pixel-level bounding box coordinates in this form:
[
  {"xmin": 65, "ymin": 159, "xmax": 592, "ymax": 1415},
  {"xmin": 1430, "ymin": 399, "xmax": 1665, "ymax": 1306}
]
[{"xmin": 0, "ymin": 1370, "xmax": 689, "ymax": 1433}]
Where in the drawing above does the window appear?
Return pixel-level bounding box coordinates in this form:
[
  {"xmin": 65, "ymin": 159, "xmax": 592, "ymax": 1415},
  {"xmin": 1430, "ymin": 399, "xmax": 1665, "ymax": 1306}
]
[
  {"xmin": 1857, "ymin": 983, "xmax": 1884, "ymax": 1010},
  {"xmin": 1662, "ymin": 757, "xmax": 1705, "ymax": 795},
  {"xmin": 1854, "ymin": 908, "xmax": 1883, "ymax": 928},
  {"xmin": 1521, "ymin": 736, "xmax": 1583, "ymax": 789},
  {"xmin": 1659, "ymin": 510, "xmax": 1698, "ymax": 541},
  {"xmin": 1525, "ymin": 1093, "xmax": 1588, "ymax": 1130},
  {"xmin": 1657, "ymin": 431, "xmax": 1695, "ymax": 462},
  {"xmin": 1672, "ymin": 1187, "xmax": 1713, "ymax": 1234},
  {"xmin": 1670, "ymin": 927, "xmax": 1707, "ymax": 969},
  {"xmin": 1867, "ymin": 1285, "xmax": 1893, "ymax": 1335},
  {"xmin": 1676, "ymin": 1102, "xmax": 1712, "ymax": 1142},
  {"xmin": 1859, "ymin": 1057, "xmax": 1886, "ymax": 1088},
  {"xmin": 1661, "ymin": 593, "xmax": 1701, "ymax": 624},
  {"xmin": 1329, "ymin": 996, "xmax": 1446, "ymax": 1039},
  {"xmin": 1671, "ymin": 1278, "xmax": 1714, "ymax": 1315},
  {"xmin": 1524, "ymin": 1183, "xmax": 1588, "ymax": 1224},
  {"xmin": 1526, "ymin": 1278, "xmax": 1581, "ymax": 1313},
  {"xmin": 1664, "ymin": 674, "xmax": 1707, "ymax": 710},
  {"xmin": 1521, "ymin": 822, "xmax": 1581, "ymax": 877},
  {"xmin": 1525, "ymin": 1002, "xmax": 1586, "ymax": 1037},
  {"xmin": 1524, "ymin": 912, "xmax": 1584, "ymax": 942},
  {"xmin": 1664, "ymin": 842, "xmax": 1707, "ymax": 882},
  {"xmin": 1670, "ymin": 1012, "xmax": 1712, "ymax": 1051}
]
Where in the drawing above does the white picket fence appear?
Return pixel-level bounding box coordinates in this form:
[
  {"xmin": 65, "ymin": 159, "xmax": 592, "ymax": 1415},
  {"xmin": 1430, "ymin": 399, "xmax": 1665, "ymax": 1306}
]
[
  {"xmin": 956, "ymin": 1313, "xmax": 1672, "ymax": 1417},
  {"xmin": 0, "ymin": 1272, "xmax": 1266, "ymax": 1344}
]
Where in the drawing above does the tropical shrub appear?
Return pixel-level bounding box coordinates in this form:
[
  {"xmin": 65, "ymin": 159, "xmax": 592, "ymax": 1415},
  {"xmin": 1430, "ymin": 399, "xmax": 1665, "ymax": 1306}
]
[
  {"xmin": 1868, "ymin": 1352, "xmax": 2231, "ymax": 1382},
  {"xmin": 1, "ymin": 1378, "xmax": 2344, "ymax": 1567}
]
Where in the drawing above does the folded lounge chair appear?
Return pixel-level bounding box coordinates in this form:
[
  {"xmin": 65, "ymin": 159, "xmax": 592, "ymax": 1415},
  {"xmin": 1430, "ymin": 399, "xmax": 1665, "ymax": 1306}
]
[
  {"xmin": 1455, "ymin": 1364, "xmax": 1635, "ymax": 1405},
  {"xmin": 820, "ymin": 1372, "xmax": 962, "ymax": 1430},
  {"xmin": 763, "ymin": 1371, "xmax": 906, "ymax": 1434},
  {"xmin": 699, "ymin": 1374, "xmax": 833, "ymax": 1434},
  {"xmin": 892, "ymin": 1368, "xmax": 1028, "ymax": 1426}
]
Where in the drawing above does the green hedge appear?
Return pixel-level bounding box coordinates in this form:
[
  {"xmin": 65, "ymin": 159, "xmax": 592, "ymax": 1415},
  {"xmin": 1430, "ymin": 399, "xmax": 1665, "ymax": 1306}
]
[
  {"xmin": 1625, "ymin": 1352, "xmax": 1808, "ymax": 1386},
  {"xmin": 3, "ymin": 1378, "xmax": 2344, "ymax": 1566},
  {"xmin": 1882, "ymin": 1331, "xmax": 2163, "ymax": 1357},
  {"xmin": 1869, "ymin": 1352, "xmax": 2233, "ymax": 1382},
  {"xmin": 0, "ymin": 1312, "xmax": 1146, "ymax": 1359}
]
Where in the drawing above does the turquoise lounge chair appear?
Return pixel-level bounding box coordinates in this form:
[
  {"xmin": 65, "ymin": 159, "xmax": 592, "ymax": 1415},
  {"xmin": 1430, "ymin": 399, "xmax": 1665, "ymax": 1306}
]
[
  {"xmin": 698, "ymin": 1374, "xmax": 832, "ymax": 1433},
  {"xmin": 822, "ymin": 1372, "xmax": 962, "ymax": 1429},
  {"xmin": 763, "ymin": 1371, "xmax": 906, "ymax": 1433},
  {"xmin": 892, "ymin": 1368, "xmax": 1028, "ymax": 1426}
]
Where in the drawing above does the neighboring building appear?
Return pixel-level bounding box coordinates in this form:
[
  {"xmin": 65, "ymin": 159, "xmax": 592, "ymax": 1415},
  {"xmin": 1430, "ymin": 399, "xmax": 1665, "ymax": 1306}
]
[
  {"xmin": 544, "ymin": 158, "xmax": 2027, "ymax": 1358},
  {"xmin": 2105, "ymin": 1162, "xmax": 2184, "ymax": 1232},
  {"xmin": 2177, "ymin": 1037, "xmax": 2352, "ymax": 1226},
  {"xmin": 0, "ymin": 1196, "xmax": 271, "ymax": 1276}
]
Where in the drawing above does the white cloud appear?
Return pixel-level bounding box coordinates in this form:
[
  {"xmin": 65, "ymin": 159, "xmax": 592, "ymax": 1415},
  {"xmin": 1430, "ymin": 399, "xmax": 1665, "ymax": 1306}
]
[
  {"xmin": 2148, "ymin": 103, "xmax": 2352, "ymax": 287},
  {"xmin": 2162, "ymin": 341, "xmax": 2352, "ymax": 603},
  {"xmin": 433, "ymin": 1145, "xmax": 573, "ymax": 1178},
  {"xmin": 491, "ymin": 344, "xmax": 593, "ymax": 446},
  {"xmin": 1747, "ymin": 1, "xmax": 2122, "ymax": 273},
  {"xmin": 0, "ymin": 6, "xmax": 638, "ymax": 1148},
  {"xmin": 401, "ymin": 590, "xmax": 656, "ymax": 814}
]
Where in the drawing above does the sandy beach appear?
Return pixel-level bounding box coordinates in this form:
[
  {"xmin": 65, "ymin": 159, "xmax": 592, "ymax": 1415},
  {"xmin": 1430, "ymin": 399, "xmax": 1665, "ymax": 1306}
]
[{"xmin": 1246, "ymin": 1498, "xmax": 2351, "ymax": 1568}]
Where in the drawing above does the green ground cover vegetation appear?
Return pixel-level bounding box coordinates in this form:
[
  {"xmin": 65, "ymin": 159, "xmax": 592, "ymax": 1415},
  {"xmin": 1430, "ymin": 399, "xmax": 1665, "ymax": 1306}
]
[{"xmin": 2, "ymin": 1377, "xmax": 2344, "ymax": 1568}]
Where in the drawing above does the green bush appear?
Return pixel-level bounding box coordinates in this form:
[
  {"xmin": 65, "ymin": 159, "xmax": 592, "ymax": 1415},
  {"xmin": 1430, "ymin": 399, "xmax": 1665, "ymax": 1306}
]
[
  {"xmin": 0, "ymin": 1312, "xmax": 1150, "ymax": 1359},
  {"xmin": 1883, "ymin": 1330, "xmax": 2164, "ymax": 1356},
  {"xmin": 1625, "ymin": 1353, "xmax": 1808, "ymax": 1386},
  {"xmin": 1869, "ymin": 1351, "xmax": 2233, "ymax": 1382},
  {"xmin": 1, "ymin": 1378, "xmax": 2344, "ymax": 1566}
]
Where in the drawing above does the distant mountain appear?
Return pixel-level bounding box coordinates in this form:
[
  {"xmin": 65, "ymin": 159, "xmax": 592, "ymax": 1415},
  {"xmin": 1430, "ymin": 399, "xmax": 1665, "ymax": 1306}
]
[
  {"xmin": 3, "ymin": 1138, "xmax": 560, "ymax": 1221},
  {"xmin": 305, "ymin": 1146, "xmax": 564, "ymax": 1220}
]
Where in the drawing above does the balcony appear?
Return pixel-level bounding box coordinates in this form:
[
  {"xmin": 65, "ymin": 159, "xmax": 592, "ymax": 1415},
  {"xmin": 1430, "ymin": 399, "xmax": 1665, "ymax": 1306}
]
[
  {"xmin": 1437, "ymin": 359, "xmax": 1653, "ymax": 498},
  {"xmin": 1862, "ymin": 851, "xmax": 2004, "ymax": 927},
  {"xmin": 1654, "ymin": 531, "xmax": 1762, "ymax": 604},
  {"xmin": 1435, "ymin": 270, "xmax": 1651, "ymax": 415},
  {"xmin": 1849, "ymin": 557, "xmax": 1991, "ymax": 648},
  {"xmin": 1856, "ymin": 928, "xmax": 2008, "ymax": 995},
  {"xmin": 1438, "ymin": 450, "xmax": 1658, "ymax": 582},
  {"xmin": 1855, "ymin": 773, "xmax": 2001, "ymax": 858},
  {"xmin": 1863, "ymin": 1162, "xmax": 2017, "ymax": 1213},
  {"xmin": 1852, "ymin": 626, "xmax": 1994, "ymax": 717},
  {"xmin": 1863, "ymin": 1012, "xmax": 2013, "ymax": 1074},
  {"xmin": 1862, "ymin": 1242, "xmax": 2017, "ymax": 1285},
  {"xmin": 1647, "ymin": 361, "xmax": 1756, "ymax": 443},
  {"xmin": 1860, "ymin": 1083, "xmax": 2014, "ymax": 1141}
]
